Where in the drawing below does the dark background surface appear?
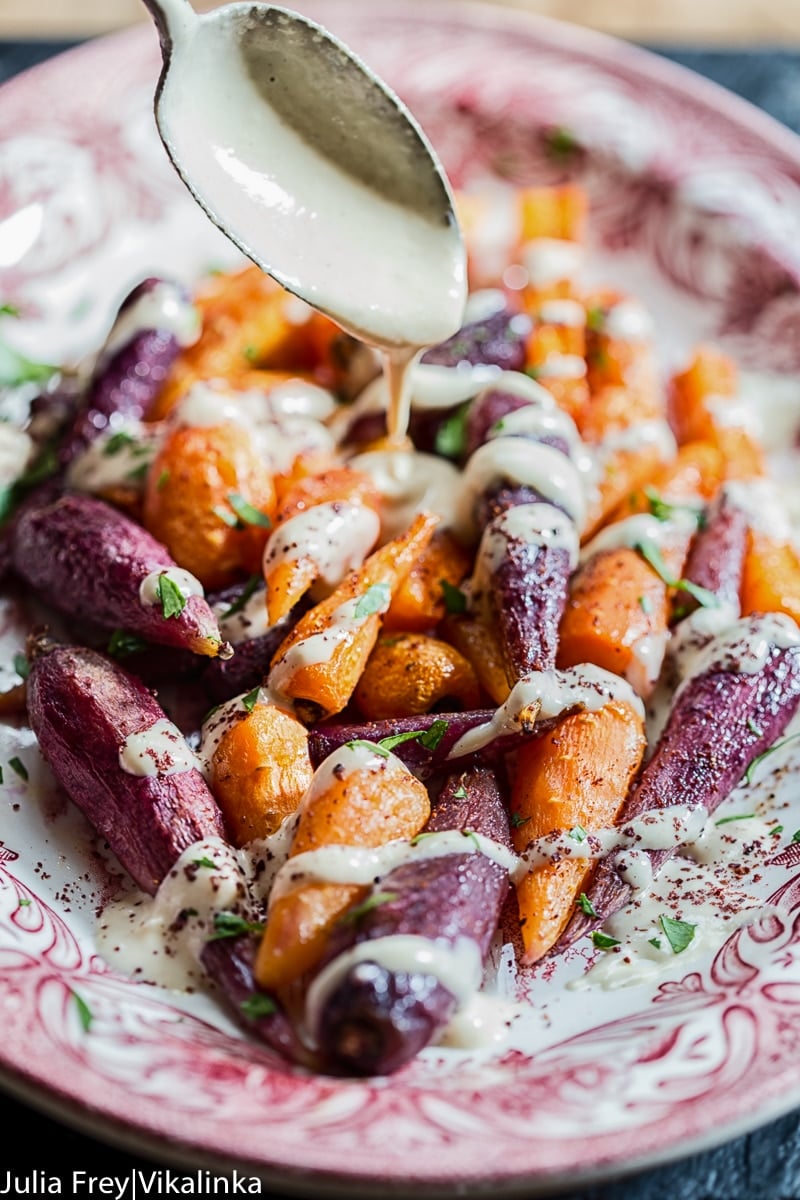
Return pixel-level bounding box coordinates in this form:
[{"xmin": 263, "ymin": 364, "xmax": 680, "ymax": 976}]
[{"xmin": 2, "ymin": 35, "xmax": 800, "ymax": 1200}]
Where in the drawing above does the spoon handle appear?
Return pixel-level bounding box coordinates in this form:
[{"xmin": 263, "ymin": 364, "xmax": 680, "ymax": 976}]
[{"xmin": 140, "ymin": 0, "xmax": 197, "ymax": 48}]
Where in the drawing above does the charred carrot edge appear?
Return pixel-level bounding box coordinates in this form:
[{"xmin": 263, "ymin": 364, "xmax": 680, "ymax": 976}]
[
  {"xmin": 510, "ymin": 700, "xmax": 646, "ymax": 963},
  {"xmin": 254, "ymin": 752, "xmax": 430, "ymax": 990},
  {"xmin": 268, "ymin": 512, "xmax": 439, "ymax": 721}
]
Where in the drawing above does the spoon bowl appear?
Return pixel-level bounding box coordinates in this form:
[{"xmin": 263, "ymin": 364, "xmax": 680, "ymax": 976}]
[{"xmin": 142, "ymin": 0, "xmax": 467, "ymax": 350}]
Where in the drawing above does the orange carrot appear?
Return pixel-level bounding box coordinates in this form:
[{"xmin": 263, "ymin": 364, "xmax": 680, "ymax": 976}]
[
  {"xmin": 143, "ymin": 423, "xmax": 276, "ymax": 590},
  {"xmin": 518, "ymin": 184, "xmax": 587, "ymax": 243},
  {"xmin": 511, "ymin": 700, "xmax": 646, "ymax": 962},
  {"xmin": 211, "ymin": 703, "xmax": 313, "ymax": 844},
  {"xmin": 605, "ymin": 439, "xmax": 725, "ymax": 525},
  {"xmin": 440, "ymin": 612, "xmax": 511, "ymax": 706},
  {"xmin": 354, "ymin": 632, "xmax": 480, "ymax": 720},
  {"xmin": 668, "ymin": 345, "xmax": 764, "ymax": 479},
  {"xmin": 268, "ymin": 512, "xmax": 438, "ymax": 721},
  {"xmin": 254, "ymin": 747, "xmax": 430, "ymax": 989},
  {"xmin": 740, "ymin": 529, "xmax": 800, "ymax": 624},
  {"xmin": 383, "ymin": 530, "xmax": 472, "ymax": 633}
]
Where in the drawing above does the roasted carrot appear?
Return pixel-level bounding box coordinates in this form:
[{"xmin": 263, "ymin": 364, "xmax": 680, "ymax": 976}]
[
  {"xmin": 605, "ymin": 439, "xmax": 725, "ymax": 525},
  {"xmin": 440, "ymin": 612, "xmax": 511, "ymax": 706},
  {"xmin": 668, "ymin": 345, "xmax": 763, "ymax": 478},
  {"xmin": 211, "ymin": 702, "xmax": 313, "ymax": 845},
  {"xmin": 740, "ymin": 530, "xmax": 800, "ymax": 624},
  {"xmin": 268, "ymin": 512, "xmax": 438, "ymax": 721},
  {"xmin": 354, "ymin": 632, "xmax": 480, "ymax": 720},
  {"xmin": 383, "ymin": 530, "xmax": 472, "ymax": 633},
  {"xmin": 511, "ymin": 700, "xmax": 646, "ymax": 962},
  {"xmin": 254, "ymin": 745, "xmax": 430, "ymax": 989},
  {"xmin": 518, "ymin": 184, "xmax": 587, "ymax": 243},
  {"xmin": 275, "ymin": 467, "xmax": 381, "ymax": 525},
  {"xmin": 143, "ymin": 423, "xmax": 276, "ymax": 591}
]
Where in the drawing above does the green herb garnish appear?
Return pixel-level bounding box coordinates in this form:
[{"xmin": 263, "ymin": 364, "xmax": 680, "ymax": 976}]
[
  {"xmin": 648, "ymin": 937, "xmax": 662, "ymax": 950},
  {"xmin": 544, "ymin": 126, "xmax": 579, "ymax": 160},
  {"xmin": 434, "ymin": 402, "xmax": 470, "ymax": 460},
  {"xmin": 643, "ymin": 488, "xmax": 703, "ymax": 525},
  {"xmin": 103, "ymin": 431, "xmax": 137, "ymax": 456},
  {"xmin": 240, "ymin": 994, "xmax": 277, "ymax": 1019},
  {"xmin": 0, "ymin": 339, "xmax": 56, "ymax": 389},
  {"xmin": 744, "ymin": 732, "xmax": 800, "ymax": 785},
  {"xmin": 418, "ymin": 718, "xmax": 448, "ymax": 751},
  {"xmin": 376, "ymin": 730, "xmax": 429, "ymax": 753},
  {"xmin": 12, "ymin": 652, "xmax": 28, "ymax": 681},
  {"xmin": 8, "ymin": 757, "xmax": 27, "ymax": 781},
  {"xmin": 354, "ymin": 582, "xmax": 391, "ymax": 619},
  {"xmin": 659, "ymin": 915, "xmax": 696, "ymax": 954},
  {"xmin": 440, "ymin": 579, "xmax": 468, "ymax": 615},
  {"xmin": 452, "ymin": 785, "xmax": 468, "ymax": 800},
  {"xmin": 220, "ymin": 574, "xmax": 261, "ymax": 620},
  {"xmin": 192, "ymin": 856, "xmax": 218, "ymax": 870},
  {"xmin": 577, "ymin": 893, "xmax": 598, "ymax": 917},
  {"xmin": 107, "ymin": 630, "xmax": 147, "ymax": 659},
  {"xmin": 771, "ymin": 826, "xmax": 784, "ymax": 837},
  {"xmin": 591, "ymin": 931, "xmax": 620, "ymax": 950},
  {"xmin": 343, "ymin": 738, "xmax": 390, "ymax": 759},
  {"xmin": 156, "ymin": 573, "xmax": 187, "ymax": 619},
  {"xmin": 462, "ymin": 829, "xmax": 482, "ymax": 851},
  {"xmin": 73, "ymin": 991, "xmax": 93, "ymax": 1033},
  {"xmin": 0, "ymin": 303, "xmax": 20, "ymax": 318},
  {"xmin": 156, "ymin": 469, "xmax": 170, "ymax": 491},
  {"xmin": 634, "ymin": 539, "xmax": 718, "ymax": 610},
  {"xmin": 568, "ymin": 824, "xmax": 588, "ymax": 843},
  {"xmin": 716, "ymin": 813, "xmax": 756, "ymax": 826},
  {"xmin": 210, "ymin": 911, "xmax": 265, "ymax": 940},
  {"xmin": 341, "ymin": 892, "xmax": 399, "ymax": 925},
  {"xmin": 18, "ymin": 898, "xmax": 30, "ymax": 908},
  {"xmin": 510, "ymin": 812, "xmax": 530, "ymax": 829},
  {"xmin": 213, "ymin": 504, "xmax": 241, "ymax": 528},
  {"xmin": 241, "ymin": 687, "xmax": 262, "ymax": 713},
  {"xmin": 792, "ymin": 831, "xmax": 800, "ymax": 844},
  {"xmin": 227, "ymin": 492, "xmax": 271, "ymax": 529},
  {"xmin": 638, "ymin": 595, "xmax": 653, "ymax": 615}
]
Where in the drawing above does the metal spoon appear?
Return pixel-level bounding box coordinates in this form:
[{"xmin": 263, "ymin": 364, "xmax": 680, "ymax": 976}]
[{"xmin": 140, "ymin": 0, "xmax": 466, "ymax": 350}]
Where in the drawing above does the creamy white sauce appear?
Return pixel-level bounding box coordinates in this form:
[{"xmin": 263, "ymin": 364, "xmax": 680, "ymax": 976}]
[
  {"xmin": 304, "ymin": 934, "xmax": 483, "ymax": 1039},
  {"xmin": 118, "ymin": 717, "xmax": 200, "ymax": 778},
  {"xmin": 174, "ymin": 378, "xmax": 336, "ymax": 429},
  {"xmin": 626, "ymin": 628, "xmax": 670, "ymax": 697},
  {"xmin": 195, "ymin": 689, "xmax": 272, "ymax": 779},
  {"xmin": 158, "ymin": 8, "xmax": 466, "ymax": 352},
  {"xmin": 487, "ymin": 401, "xmax": 581, "ymax": 453},
  {"xmin": 268, "ymin": 829, "xmax": 517, "ymax": 906},
  {"xmin": 139, "ymin": 567, "xmax": 205, "ymax": 608},
  {"xmin": 706, "ymin": 392, "xmax": 760, "ymax": 437},
  {"xmin": 66, "ymin": 418, "xmax": 163, "ymax": 493},
  {"xmin": 348, "ymin": 448, "xmax": 459, "ymax": 539},
  {"xmin": 299, "ymin": 740, "xmax": 408, "ymax": 809},
  {"xmin": 521, "ymin": 238, "xmax": 583, "ymax": 287},
  {"xmin": 601, "ymin": 299, "xmax": 653, "ymax": 342},
  {"xmin": 532, "ymin": 354, "xmax": 587, "ymax": 381},
  {"xmin": 579, "ymin": 508, "xmax": 697, "ymax": 564},
  {"xmin": 667, "ymin": 602, "xmax": 740, "ymax": 683},
  {"xmin": 0, "ymin": 423, "xmax": 32, "ymax": 487},
  {"xmin": 537, "ymin": 298, "xmax": 586, "ymax": 327},
  {"xmin": 595, "ymin": 419, "xmax": 677, "ymax": 463},
  {"xmin": 213, "ymin": 586, "xmax": 272, "ymax": 645},
  {"xmin": 449, "ymin": 663, "xmax": 644, "ymax": 759},
  {"xmin": 100, "ymin": 281, "xmax": 200, "ymax": 363},
  {"xmin": 723, "ymin": 477, "xmax": 792, "ymax": 541},
  {"xmin": 456, "ymin": 437, "xmax": 587, "ymax": 542},
  {"xmin": 263, "ymin": 379, "xmax": 337, "ymax": 421},
  {"xmin": 674, "ymin": 611, "xmax": 800, "ymax": 694},
  {"xmin": 96, "ymin": 836, "xmax": 254, "ymax": 990},
  {"xmin": 462, "ymin": 288, "xmax": 507, "ymax": 324},
  {"xmin": 262, "ymin": 501, "xmax": 379, "ymax": 588},
  {"xmin": 474, "ymin": 369, "xmax": 555, "ymax": 410}
]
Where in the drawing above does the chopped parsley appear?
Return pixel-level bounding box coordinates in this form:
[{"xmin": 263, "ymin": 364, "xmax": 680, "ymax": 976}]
[
  {"xmin": 8, "ymin": 757, "xmax": 27, "ymax": 781},
  {"xmin": 241, "ymin": 686, "xmax": 262, "ymax": 713},
  {"xmin": 213, "ymin": 504, "xmax": 241, "ymax": 529},
  {"xmin": 191, "ymin": 856, "xmax": 218, "ymax": 870},
  {"xmin": 354, "ymin": 582, "xmax": 391, "ymax": 619},
  {"xmin": 220, "ymin": 574, "xmax": 261, "ymax": 620},
  {"xmin": 747, "ymin": 718, "xmax": 764, "ymax": 737},
  {"xmin": 510, "ymin": 812, "xmax": 530, "ymax": 829},
  {"xmin": 72, "ymin": 991, "xmax": 93, "ymax": 1033},
  {"xmin": 376, "ymin": 730, "xmax": 429, "ymax": 753},
  {"xmin": 660, "ymin": 914, "xmax": 696, "ymax": 954},
  {"xmin": 0, "ymin": 338, "xmax": 56, "ymax": 389},
  {"xmin": 0, "ymin": 303, "xmax": 20, "ymax": 318},
  {"xmin": 103, "ymin": 431, "xmax": 137, "ymax": 456},
  {"xmin": 643, "ymin": 487, "xmax": 702, "ymax": 526},
  {"xmin": 434, "ymin": 402, "xmax": 470, "ymax": 460},
  {"xmin": 12, "ymin": 652, "xmax": 28, "ymax": 680},
  {"xmin": 793, "ymin": 830, "xmax": 800, "ymax": 844},
  {"xmin": 419, "ymin": 718, "xmax": 449, "ymax": 751},
  {"xmin": 156, "ymin": 469, "xmax": 171, "ymax": 491},
  {"xmin": 634, "ymin": 539, "xmax": 718, "ymax": 610},
  {"xmin": 107, "ymin": 630, "xmax": 147, "ymax": 658},
  {"xmin": 227, "ymin": 492, "xmax": 271, "ymax": 529},
  {"xmin": 18, "ymin": 898, "xmax": 30, "ymax": 908},
  {"xmin": 452, "ymin": 785, "xmax": 468, "ymax": 800},
  {"xmin": 568, "ymin": 824, "xmax": 588, "ymax": 843},
  {"xmin": 648, "ymin": 937, "xmax": 662, "ymax": 950},
  {"xmin": 638, "ymin": 595, "xmax": 653, "ymax": 615},
  {"xmin": 156, "ymin": 573, "xmax": 187, "ymax": 619},
  {"xmin": 585, "ymin": 306, "xmax": 606, "ymax": 333},
  {"xmin": 716, "ymin": 813, "xmax": 756, "ymax": 826},
  {"xmin": 771, "ymin": 826, "xmax": 784, "ymax": 837},
  {"xmin": 462, "ymin": 829, "xmax": 482, "ymax": 851},
  {"xmin": 744, "ymin": 732, "xmax": 800, "ymax": 785},
  {"xmin": 126, "ymin": 461, "xmax": 150, "ymax": 483},
  {"xmin": 343, "ymin": 738, "xmax": 390, "ymax": 759},
  {"xmin": 591, "ymin": 931, "xmax": 620, "ymax": 950},
  {"xmin": 341, "ymin": 891, "xmax": 399, "ymax": 925},
  {"xmin": 209, "ymin": 911, "xmax": 265, "ymax": 940},
  {"xmin": 363, "ymin": 719, "xmax": 450, "ymax": 757},
  {"xmin": 240, "ymin": 993, "xmax": 277, "ymax": 1019},
  {"xmin": 577, "ymin": 893, "xmax": 598, "ymax": 918},
  {"xmin": 544, "ymin": 126, "xmax": 579, "ymax": 160},
  {"xmin": 440, "ymin": 579, "xmax": 468, "ymax": 615}
]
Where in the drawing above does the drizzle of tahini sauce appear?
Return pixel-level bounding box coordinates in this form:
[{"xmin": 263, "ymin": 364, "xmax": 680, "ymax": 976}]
[
  {"xmin": 157, "ymin": 6, "xmax": 467, "ymax": 444},
  {"xmin": 262, "ymin": 500, "xmax": 380, "ymax": 589},
  {"xmin": 100, "ymin": 281, "xmax": 200, "ymax": 363},
  {"xmin": 139, "ymin": 567, "xmax": 205, "ymax": 608},
  {"xmin": 118, "ymin": 717, "xmax": 200, "ymax": 777}
]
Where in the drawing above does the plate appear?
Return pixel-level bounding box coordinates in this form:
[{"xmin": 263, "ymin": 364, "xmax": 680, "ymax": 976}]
[{"xmin": 2, "ymin": 2, "xmax": 800, "ymax": 1193}]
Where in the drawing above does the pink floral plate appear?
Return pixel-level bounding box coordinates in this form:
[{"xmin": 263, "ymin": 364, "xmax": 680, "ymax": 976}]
[{"xmin": 2, "ymin": 1, "xmax": 800, "ymax": 1193}]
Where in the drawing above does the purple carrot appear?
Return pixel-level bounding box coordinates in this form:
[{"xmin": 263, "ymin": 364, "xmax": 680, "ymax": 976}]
[
  {"xmin": 60, "ymin": 278, "xmax": 196, "ymax": 465},
  {"xmin": 27, "ymin": 637, "xmax": 305, "ymax": 1063},
  {"xmin": 11, "ymin": 493, "xmax": 229, "ymax": 658},
  {"xmin": 307, "ymin": 708, "xmax": 564, "ymax": 779},
  {"xmin": 313, "ymin": 768, "xmax": 511, "ymax": 1076},
  {"xmin": 421, "ymin": 308, "xmax": 531, "ymax": 372},
  {"xmin": 679, "ymin": 486, "xmax": 748, "ymax": 615},
  {"xmin": 556, "ymin": 618, "xmax": 800, "ymax": 950}
]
